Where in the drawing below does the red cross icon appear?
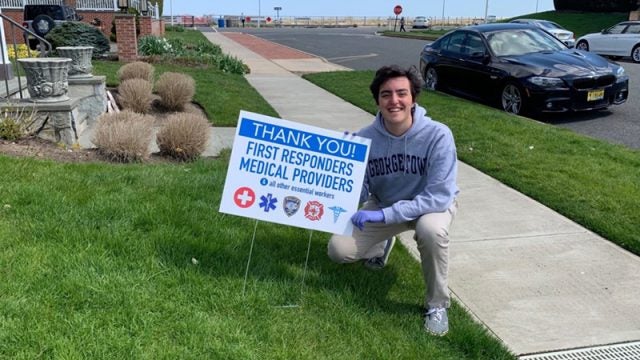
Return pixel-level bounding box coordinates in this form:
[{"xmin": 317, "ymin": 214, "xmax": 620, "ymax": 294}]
[{"xmin": 233, "ymin": 187, "xmax": 255, "ymax": 208}]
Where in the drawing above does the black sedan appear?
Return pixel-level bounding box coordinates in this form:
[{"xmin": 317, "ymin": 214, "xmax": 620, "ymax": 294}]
[{"xmin": 419, "ymin": 23, "xmax": 629, "ymax": 115}]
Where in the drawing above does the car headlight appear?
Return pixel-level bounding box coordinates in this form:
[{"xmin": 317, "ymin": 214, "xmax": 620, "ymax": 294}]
[
  {"xmin": 615, "ymin": 66, "xmax": 625, "ymax": 77},
  {"xmin": 527, "ymin": 76, "xmax": 565, "ymax": 87}
]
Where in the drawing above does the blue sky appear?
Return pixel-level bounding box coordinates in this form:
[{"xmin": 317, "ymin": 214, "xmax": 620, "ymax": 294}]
[{"xmin": 163, "ymin": 0, "xmax": 555, "ymax": 18}]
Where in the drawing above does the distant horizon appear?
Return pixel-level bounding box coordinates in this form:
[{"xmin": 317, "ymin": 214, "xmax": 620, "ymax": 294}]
[{"xmin": 162, "ymin": 0, "xmax": 556, "ymax": 19}]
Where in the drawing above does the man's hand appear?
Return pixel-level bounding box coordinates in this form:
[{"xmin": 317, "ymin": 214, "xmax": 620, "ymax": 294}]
[{"xmin": 351, "ymin": 210, "xmax": 385, "ymax": 231}]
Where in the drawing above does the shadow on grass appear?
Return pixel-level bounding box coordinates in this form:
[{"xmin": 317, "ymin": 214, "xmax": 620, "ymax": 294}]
[{"xmin": 153, "ymin": 221, "xmax": 423, "ymax": 316}]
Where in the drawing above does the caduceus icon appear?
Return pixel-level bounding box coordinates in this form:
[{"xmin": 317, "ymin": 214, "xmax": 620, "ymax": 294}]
[{"xmin": 328, "ymin": 206, "xmax": 347, "ymax": 223}]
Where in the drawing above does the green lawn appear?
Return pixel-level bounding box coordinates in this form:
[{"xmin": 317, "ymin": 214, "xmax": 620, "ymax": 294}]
[{"xmin": 0, "ymin": 154, "xmax": 513, "ymax": 359}]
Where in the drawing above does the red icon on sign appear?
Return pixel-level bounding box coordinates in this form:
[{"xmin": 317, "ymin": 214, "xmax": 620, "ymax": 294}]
[
  {"xmin": 234, "ymin": 187, "xmax": 256, "ymax": 208},
  {"xmin": 304, "ymin": 201, "xmax": 324, "ymax": 221}
]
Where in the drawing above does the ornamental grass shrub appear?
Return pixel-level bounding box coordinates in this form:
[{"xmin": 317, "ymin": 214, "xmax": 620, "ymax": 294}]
[
  {"xmin": 92, "ymin": 110, "xmax": 154, "ymax": 163},
  {"xmin": 117, "ymin": 78, "xmax": 153, "ymax": 114},
  {"xmin": 156, "ymin": 113, "xmax": 210, "ymax": 161},
  {"xmin": 0, "ymin": 107, "xmax": 38, "ymax": 140},
  {"xmin": 155, "ymin": 72, "xmax": 196, "ymax": 111},
  {"xmin": 117, "ymin": 61, "xmax": 155, "ymax": 83}
]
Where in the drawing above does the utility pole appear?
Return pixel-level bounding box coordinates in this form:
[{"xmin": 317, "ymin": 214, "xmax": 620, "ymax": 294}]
[{"xmin": 484, "ymin": 0, "xmax": 489, "ymax": 23}]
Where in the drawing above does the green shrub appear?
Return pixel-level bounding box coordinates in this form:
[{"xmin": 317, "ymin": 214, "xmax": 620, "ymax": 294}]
[
  {"xmin": 138, "ymin": 36, "xmax": 174, "ymax": 56},
  {"xmin": 165, "ymin": 24, "xmax": 185, "ymax": 32},
  {"xmin": 0, "ymin": 108, "xmax": 37, "ymax": 140},
  {"xmin": 155, "ymin": 72, "xmax": 195, "ymax": 111},
  {"xmin": 156, "ymin": 112, "xmax": 210, "ymax": 161},
  {"xmin": 193, "ymin": 40, "xmax": 221, "ymax": 56},
  {"xmin": 117, "ymin": 61, "xmax": 155, "ymax": 83},
  {"xmin": 117, "ymin": 78, "xmax": 153, "ymax": 114},
  {"xmin": 45, "ymin": 22, "xmax": 110, "ymax": 58},
  {"xmin": 92, "ymin": 110, "xmax": 154, "ymax": 163},
  {"xmin": 215, "ymin": 54, "xmax": 249, "ymax": 74},
  {"xmin": 0, "ymin": 117, "xmax": 23, "ymax": 140}
]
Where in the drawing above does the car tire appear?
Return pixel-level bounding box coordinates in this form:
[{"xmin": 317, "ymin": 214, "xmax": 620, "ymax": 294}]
[
  {"xmin": 501, "ymin": 82, "xmax": 525, "ymax": 115},
  {"xmin": 576, "ymin": 40, "xmax": 589, "ymax": 51},
  {"xmin": 632, "ymin": 45, "xmax": 640, "ymax": 63},
  {"xmin": 424, "ymin": 67, "xmax": 438, "ymax": 91},
  {"xmin": 32, "ymin": 14, "xmax": 55, "ymax": 37}
]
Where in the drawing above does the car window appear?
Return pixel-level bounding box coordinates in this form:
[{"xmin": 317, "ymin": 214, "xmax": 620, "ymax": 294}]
[
  {"xmin": 605, "ymin": 24, "xmax": 627, "ymax": 34},
  {"xmin": 487, "ymin": 29, "xmax": 564, "ymax": 56},
  {"xmin": 465, "ymin": 34, "xmax": 486, "ymax": 57},
  {"xmin": 624, "ymin": 24, "xmax": 640, "ymax": 34},
  {"xmin": 442, "ymin": 32, "xmax": 467, "ymax": 56}
]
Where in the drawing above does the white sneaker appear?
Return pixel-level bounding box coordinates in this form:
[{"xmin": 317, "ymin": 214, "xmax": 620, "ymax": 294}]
[{"xmin": 424, "ymin": 307, "xmax": 449, "ymax": 336}]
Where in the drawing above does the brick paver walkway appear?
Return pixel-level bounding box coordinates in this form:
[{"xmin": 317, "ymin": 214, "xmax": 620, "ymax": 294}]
[{"xmin": 222, "ymin": 33, "xmax": 315, "ymax": 60}]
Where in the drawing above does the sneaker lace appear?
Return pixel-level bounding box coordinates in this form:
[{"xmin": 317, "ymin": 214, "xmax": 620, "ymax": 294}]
[{"xmin": 426, "ymin": 307, "xmax": 446, "ymax": 322}]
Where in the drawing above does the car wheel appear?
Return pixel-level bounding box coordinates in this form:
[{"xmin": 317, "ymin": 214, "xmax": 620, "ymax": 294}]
[
  {"xmin": 501, "ymin": 82, "xmax": 525, "ymax": 115},
  {"xmin": 32, "ymin": 14, "xmax": 55, "ymax": 37},
  {"xmin": 424, "ymin": 67, "xmax": 438, "ymax": 90},
  {"xmin": 632, "ymin": 45, "xmax": 640, "ymax": 63},
  {"xmin": 576, "ymin": 40, "xmax": 589, "ymax": 51}
]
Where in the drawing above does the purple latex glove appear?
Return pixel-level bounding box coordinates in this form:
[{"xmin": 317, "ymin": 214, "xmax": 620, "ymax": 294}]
[{"xmin": 351, "ymin": 210, "xmax": 385, "ymax": 231}]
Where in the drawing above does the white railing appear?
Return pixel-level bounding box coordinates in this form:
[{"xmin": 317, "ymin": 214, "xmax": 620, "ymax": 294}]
[{"xmin": 76, "ymin": 0, "xmax": 116, "ymax": 10}]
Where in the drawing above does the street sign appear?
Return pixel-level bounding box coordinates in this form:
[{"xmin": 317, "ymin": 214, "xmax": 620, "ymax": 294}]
[
  {"xmin": 267, "ymin": 16, "xmax": 272, "ymax": 22},
  {"xmin": 393, "ymin": 5, "xmax": 403, "ymax": 15}
]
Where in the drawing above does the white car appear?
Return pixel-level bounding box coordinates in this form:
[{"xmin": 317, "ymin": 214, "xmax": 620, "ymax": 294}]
[
  {"xmin": 576, "ymin": 21, "xmax": 640, "ymax": 63},
  {"xmin": 412, "ymin": 16, "xmax": 430, "ymax": 29},
  {"xmin": 510, "ymin": 19, "xmax": 575, "ymax": 47}
]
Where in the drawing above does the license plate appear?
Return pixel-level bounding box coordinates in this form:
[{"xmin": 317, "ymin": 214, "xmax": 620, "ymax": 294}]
[{"xmin": 587, "ymin": 89, "xmax": 604, "ymax": 101}]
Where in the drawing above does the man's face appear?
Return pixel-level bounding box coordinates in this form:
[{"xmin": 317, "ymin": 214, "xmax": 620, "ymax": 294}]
[{"xmin": 377, "ymin": 77, "xmax": 415, "ymax": 131}]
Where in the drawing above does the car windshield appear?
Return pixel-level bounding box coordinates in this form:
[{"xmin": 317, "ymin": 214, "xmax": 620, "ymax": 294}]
[
  {"xmin": 486, "ymin": 28, "xmax": 565, "ymax": 56},
  {"xmin": 25, "ymin": 5, "xmax": 64, "ymax": 20},
  {"xmin": 538, "ymin": 21, "xmax": 564, "ymax": 30}
]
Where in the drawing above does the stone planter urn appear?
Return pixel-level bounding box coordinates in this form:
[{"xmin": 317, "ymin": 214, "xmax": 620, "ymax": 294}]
[
  {"xmin": 56, "ymin": 46, "xmax": 94, "ymax": 78},
  {"xmin": 17, "ymin": 57, "xmax": 72, "ymax": 102}
]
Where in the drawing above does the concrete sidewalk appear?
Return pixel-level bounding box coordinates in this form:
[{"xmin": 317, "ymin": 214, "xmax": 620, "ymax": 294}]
[{"xmin": 201, "ymin": 31, "xmax": 640, "ymax": 357}]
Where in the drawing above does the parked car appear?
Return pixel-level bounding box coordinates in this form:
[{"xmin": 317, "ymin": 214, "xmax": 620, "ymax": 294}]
[
  {"xmin": 575, "ymin": 21, "xmax": 640, "ymax": 63},
  {"xmin": 22, "ymin": 4, "xmax": 82, "ymax": 49},
  {"xmin": 419, "ymin": 23, "xmax": 629, "ymax": 115},
  {"xmin": 412, "ymin": 16, "xmax": 430, "ymax": 29},
  {"xmin": 509, "ymin": 18, "xmax": 575, "ymax": 47}
]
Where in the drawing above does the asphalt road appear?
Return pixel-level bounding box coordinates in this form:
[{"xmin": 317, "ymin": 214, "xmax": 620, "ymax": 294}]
[{"xmin": 218, "ymin": 26, "xmax": 640, "ymax": 149}]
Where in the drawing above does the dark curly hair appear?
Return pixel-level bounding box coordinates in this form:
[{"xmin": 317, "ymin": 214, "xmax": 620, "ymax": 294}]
[{"xmin": 369, "ymin": 65, "xmax": 423, "ymax": 105}]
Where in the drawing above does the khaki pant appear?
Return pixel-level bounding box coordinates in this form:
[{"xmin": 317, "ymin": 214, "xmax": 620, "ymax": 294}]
[{"xmin": 327, "ymin": 199, "xmax": 458, "ymax": 309}]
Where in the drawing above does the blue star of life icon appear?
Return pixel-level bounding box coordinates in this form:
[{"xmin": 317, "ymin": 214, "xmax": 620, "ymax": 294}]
[{"xmin": 259, "ymin": 193, "xmax": 278, "ymax": 212}]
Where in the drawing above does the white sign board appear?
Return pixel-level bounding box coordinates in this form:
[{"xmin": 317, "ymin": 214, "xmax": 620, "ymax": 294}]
[{"xmin": 219, "ymin": 111, "xmax": 371, "ymax": 235}]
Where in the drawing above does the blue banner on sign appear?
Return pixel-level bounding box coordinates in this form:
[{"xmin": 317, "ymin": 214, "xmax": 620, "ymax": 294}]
[{"xmin": 239, "ymin": 118, "xmax": 368, "ymax": 162}]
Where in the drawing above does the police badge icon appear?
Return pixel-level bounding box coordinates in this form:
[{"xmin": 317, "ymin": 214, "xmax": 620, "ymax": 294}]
[{"xmin": 283, "ymin": 196, "xmax": 301, "ymax": 217}]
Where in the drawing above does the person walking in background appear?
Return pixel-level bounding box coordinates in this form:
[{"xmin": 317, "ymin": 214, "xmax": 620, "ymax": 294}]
[
  {"xmin": 327, "ymin": 65, "xmax": 459, "ymax": 336},
  {"xmin": 399, "ymin": 16, "xmax": 407, "ymax": 32}
]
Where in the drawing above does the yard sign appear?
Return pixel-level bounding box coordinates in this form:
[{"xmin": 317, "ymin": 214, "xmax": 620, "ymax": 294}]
[{"xmin": 219, "ymin": 111, "xmax": 371, "ymax": 235}]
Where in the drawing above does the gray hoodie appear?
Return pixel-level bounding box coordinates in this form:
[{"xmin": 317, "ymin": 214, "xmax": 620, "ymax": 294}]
[{"xmin": 357, "ymin": 105, "xmax": 459, "ymax": 224}]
